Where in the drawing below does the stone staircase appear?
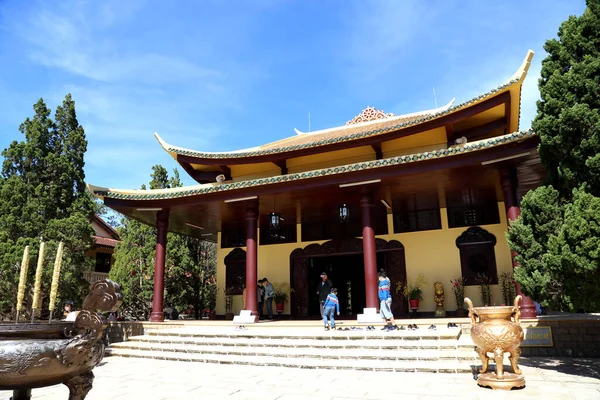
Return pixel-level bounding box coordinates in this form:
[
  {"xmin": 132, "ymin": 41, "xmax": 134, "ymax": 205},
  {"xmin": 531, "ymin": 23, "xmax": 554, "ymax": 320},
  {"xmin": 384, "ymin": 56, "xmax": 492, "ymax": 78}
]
[{"xmin": 106, "ymin": 325, "xmax": 481, "ymax": 373}]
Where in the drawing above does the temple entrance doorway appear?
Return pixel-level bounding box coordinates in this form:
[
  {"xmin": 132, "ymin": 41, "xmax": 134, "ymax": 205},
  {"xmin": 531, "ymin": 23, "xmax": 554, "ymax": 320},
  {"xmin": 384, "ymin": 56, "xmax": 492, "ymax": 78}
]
[
  {"xmin": 307, "ymin": 253, "xmax": 381, "ymax": 318},
  {"xmin": 290, "ymin": 238, "xmax": 407, "ymax": 319}
]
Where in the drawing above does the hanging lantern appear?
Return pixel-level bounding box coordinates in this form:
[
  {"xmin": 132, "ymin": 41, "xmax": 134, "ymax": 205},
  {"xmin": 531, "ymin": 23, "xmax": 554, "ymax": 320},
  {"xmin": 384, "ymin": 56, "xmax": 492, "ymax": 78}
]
[
  {"xmin": 338, "ymin": 204, "xmax": 350, "ymax": 222},
  {"xmin": 268, "ymin": 212, "xmax": 281, "ymax": 231}
]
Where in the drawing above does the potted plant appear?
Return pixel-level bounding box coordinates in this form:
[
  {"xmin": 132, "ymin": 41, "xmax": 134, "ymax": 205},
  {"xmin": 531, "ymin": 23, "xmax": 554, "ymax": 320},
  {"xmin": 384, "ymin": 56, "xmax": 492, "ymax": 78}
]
[
  {"xmin": 273, "ymin": 283, "xmax": 292, "ymax": 315},
  {"xmin": 476, "ymin": 273, "xmax": 493, "ymax": 306},
  {"xmin": 450, "ymin": 277, "xmax": 467, "ymax": 317},
  {"xmin": 498, "ymin": 271, "xmax": 516, "ymax": 306},
  {"xmin": 397, "ymin": 274, "xmax": 428, "ymax": 312},
  {"xmin": 224, "ymin": 287, "xmax": 235, "ymax": 320}
]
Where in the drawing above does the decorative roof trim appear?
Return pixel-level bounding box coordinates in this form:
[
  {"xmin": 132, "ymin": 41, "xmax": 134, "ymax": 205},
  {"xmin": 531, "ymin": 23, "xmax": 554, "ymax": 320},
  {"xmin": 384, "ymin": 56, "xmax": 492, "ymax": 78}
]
[
  {"xmin": 346, "ymin": 107, "xmax": 395, "ymax": 125},
  {"xmin": 155, "ymin": 50, "xmax": 534, "ymax": 160},
  {"xmin": 89, "ymin": 130, "xmax": 536, "ymax": 201},
  {"xmin": 293, "ymin": 98, "xmax": 455, "ymax": 136}
]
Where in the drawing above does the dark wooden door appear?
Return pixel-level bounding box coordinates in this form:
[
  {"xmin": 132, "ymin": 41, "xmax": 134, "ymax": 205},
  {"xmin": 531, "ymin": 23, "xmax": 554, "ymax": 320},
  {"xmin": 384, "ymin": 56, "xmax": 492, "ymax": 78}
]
[{"xmin": 290, "ymin": 258, "xmax": 309, "ymax": 317}]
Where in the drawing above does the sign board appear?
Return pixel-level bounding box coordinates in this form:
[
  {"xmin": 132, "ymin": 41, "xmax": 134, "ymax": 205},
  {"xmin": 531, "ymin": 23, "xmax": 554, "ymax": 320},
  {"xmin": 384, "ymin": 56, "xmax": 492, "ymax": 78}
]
[{"xmin": 521, "ymin": 326, "xmax": 553, "ymax": 347}]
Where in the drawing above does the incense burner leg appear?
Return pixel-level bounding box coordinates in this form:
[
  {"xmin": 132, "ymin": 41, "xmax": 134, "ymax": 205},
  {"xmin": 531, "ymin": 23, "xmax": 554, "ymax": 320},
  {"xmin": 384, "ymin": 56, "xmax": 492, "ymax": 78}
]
[
  {"xmin": 64, "ymin": 370, "xmax": 94, "ymax": 400},
  {"xmin": 11, "ymin": 388, "xmax": 32, "ymax": 400},
  {"xmin": 476, "ymin": 347, "xmax": 489, "ymax": 374},
  {"xmin": 494, "ymin": 348, "xmax": 505, "ymax": 379},
  {"xmin": 509, "ymin": 348, "xmax": 522, "ymax": 375}
]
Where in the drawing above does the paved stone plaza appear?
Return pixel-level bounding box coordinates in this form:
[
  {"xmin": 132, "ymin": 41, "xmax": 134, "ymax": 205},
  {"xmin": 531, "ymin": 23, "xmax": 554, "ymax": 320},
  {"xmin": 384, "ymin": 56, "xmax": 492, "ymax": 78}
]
[{"xmin": 2, "ymin": 356, "xmax": 599, "ymax": 400}]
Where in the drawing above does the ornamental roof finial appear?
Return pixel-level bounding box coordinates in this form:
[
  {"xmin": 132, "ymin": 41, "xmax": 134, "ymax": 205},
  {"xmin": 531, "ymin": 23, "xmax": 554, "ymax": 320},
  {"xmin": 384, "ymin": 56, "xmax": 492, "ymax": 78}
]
[{"xmin": 346, "ymin": 106, "xmax": 395, "ymax": 125}]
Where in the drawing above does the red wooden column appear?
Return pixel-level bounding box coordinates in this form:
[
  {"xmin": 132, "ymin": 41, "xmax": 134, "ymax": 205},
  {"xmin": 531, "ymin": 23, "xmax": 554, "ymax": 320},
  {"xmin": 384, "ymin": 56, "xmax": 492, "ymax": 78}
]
[
  {"xmin": 245, "ymin": 201, "xmax": 259, "ymax": 319},
  {"xmin": 360, "ymin": 192, "xmax": 379, "ymax": 310},
  {"xmin": 500, "ymin": 167, "xmax": 537, "ymax": 319},
  {"xmin": 150, "ymin": 209, "xmax": 169, "ymax": 322}
]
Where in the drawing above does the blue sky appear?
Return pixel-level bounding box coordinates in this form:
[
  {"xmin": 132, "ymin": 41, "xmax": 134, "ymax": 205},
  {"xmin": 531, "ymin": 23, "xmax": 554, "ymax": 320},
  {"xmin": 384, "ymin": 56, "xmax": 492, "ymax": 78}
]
[{"xmin": 0, "ymin": 0, "xmax": 586, "ymax": 189}]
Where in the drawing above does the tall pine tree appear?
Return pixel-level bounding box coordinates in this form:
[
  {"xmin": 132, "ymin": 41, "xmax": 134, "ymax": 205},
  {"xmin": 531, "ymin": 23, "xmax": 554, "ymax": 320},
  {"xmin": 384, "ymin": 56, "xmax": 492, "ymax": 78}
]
[
  {"xmin": 508, "ymin": 0, "xmax": 600, "ymax": 312},
  {"xmin": 0, "ymin": 95, "xmax": 94, "ymax": 318}
]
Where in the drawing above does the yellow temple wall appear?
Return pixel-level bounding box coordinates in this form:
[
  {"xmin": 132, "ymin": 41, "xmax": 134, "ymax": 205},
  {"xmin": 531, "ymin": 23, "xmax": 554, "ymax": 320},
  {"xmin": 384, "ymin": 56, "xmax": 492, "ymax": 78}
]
[{"xmin": 215, "ymin": 202, "xmax": 513, "ymax": 316}]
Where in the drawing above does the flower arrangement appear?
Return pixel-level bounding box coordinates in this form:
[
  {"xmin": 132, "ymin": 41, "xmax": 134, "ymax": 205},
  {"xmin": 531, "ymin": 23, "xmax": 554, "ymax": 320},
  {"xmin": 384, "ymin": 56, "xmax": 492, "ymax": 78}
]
[
  {"xmin": 476, "ymin": 273, "xmax": 493, "ymax": 306},
  {"xmin": 498, "ymin": 271, "xmax": 516, "ymax": 306},
  {"xmin": 397, "ymin": 274, "xmax": 428, "ymax": 301},
  {"xmin": 450, "ymin": 277, "xmax": 466, "ymax": 309}
]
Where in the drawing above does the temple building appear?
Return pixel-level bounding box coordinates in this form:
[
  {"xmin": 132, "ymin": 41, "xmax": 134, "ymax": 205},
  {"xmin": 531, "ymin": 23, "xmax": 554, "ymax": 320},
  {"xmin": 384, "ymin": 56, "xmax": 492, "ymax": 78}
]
[{"xmin": 90, "ymin": 50, "xmax": 544, "ymax": 322}]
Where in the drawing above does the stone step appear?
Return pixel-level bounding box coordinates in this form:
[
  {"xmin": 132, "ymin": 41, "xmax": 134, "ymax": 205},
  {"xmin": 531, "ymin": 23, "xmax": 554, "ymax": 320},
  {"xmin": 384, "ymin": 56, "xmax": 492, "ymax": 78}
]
[
  {"xmin": 105, "ymin": 347, "xmax": 474, "ymax": 373},
  {"xmin": 127, "ymin": 335, "xmax": 460, "ymax": 350},
  {"xmin": 146, "ymin": 328, "xmax": 461, "ymax": 341},
  {"xmin": 110, "ymin": 340, "xmax": 477, "ymax": 361}
]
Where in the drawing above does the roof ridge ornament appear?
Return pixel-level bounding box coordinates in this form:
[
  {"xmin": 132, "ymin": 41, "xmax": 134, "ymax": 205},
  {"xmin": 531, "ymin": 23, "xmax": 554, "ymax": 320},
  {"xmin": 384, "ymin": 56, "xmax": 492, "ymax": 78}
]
[{"xmin": 346, "ymin": 106, "xmax": 395, "ymax": 125}]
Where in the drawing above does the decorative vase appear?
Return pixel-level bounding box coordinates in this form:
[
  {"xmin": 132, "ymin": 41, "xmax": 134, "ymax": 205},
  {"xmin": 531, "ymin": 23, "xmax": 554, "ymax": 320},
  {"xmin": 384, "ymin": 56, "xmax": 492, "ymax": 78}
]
[
  {"xmin": 464, "ymin": 295, "xmax": 525, "ymax": 390},
  {"xmin": 409, "ymin": 299, "xmax": 419, "ymax": 311},
  {"xmin": 275, "ymin": 303, "xmax": 284, "ymax": 314}
]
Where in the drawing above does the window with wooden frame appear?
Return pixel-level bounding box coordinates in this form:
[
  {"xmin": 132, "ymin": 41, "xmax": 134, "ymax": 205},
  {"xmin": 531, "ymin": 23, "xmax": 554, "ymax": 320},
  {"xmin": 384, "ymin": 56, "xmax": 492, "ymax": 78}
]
[
  {"xmin": 446, "ymin": 187, "xmax": 500, "ymax": 228},
  {"xmin": 455, "ymin": 227, "xmax": 498, "ymax": 286},
  {"xmin": 393, "ymin": 192, "xmax": 442, "ymax": 233}
]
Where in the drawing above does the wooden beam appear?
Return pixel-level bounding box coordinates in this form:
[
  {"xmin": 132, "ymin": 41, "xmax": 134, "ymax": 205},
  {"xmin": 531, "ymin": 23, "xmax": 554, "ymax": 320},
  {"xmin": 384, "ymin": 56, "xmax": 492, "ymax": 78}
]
[
  {"xmin": 175, "ymin": 91, "xmax": 511, "ymax": 166},
  {"xmin": 371, "ymin": 143, "xmax": 383, "ymax": 160},
  {"xmin": 447, "ymin": 117, "xmax": 507, "ymax": 146},
  {"xmin": 445, "ymin": 124, "xmax": 454, "ymax": 142},
  {"xmin": 273, "ymin": 160, "xmax": 288, "ymax": 175},
  {"xmin": 219, "ymin": 165, "xmax": 232, "ymax": 180},
  {"xmin": 105, "ymin": 137, "xmax": 538, "ymax": 210}
]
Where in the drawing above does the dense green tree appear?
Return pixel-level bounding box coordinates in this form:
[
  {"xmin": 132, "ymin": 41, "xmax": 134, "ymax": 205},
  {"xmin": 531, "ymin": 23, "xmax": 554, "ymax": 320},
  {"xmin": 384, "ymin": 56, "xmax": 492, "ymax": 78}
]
[
  {"xmin": 508, "ymin": 187, "xmax": 600, "ymax": 311},
  {"xmin": 508, "ymin": 1, "xmax": 600, "ymax": 311},
  {"xmin": 533, "ymin": 0, "xmax": 600, "ymax": 198},
  {"xmin": 109, "ymin": 165, "xmax": 216, "ymax": 319},
  {"xmin": 0, "ymin": 95, "xmax": 94, "ymax": 318}
]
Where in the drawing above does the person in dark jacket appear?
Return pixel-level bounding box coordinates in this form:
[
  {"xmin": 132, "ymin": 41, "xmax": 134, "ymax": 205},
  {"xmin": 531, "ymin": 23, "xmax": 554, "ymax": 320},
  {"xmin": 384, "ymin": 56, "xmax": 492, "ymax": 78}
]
[
  {"xmin": 316, "ymin": 272, "xmax": 333, "ymax": 318},
  {"xmin": 257, "ymin": 279, "xmax": 265, "ymax": 319},
  {"xmin": 323, "ymin": 288, "xmax": 340, "ymax": 331},
  {"xmin": 263, "ymin": 277, "xmax": 274, "ymax": 320}
]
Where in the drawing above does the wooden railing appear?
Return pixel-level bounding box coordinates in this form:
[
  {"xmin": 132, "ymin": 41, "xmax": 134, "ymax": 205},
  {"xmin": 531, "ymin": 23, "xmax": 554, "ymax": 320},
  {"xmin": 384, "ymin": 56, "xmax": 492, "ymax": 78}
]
[{"xmin": 83, "ymin": 271, "xmax": 109, "ymax": 283}]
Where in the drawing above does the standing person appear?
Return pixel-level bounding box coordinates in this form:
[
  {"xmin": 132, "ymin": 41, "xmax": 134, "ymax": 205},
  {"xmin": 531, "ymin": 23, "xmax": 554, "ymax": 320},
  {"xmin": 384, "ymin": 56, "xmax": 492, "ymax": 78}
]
[
  {"xmin": 323, "ymin": 288, "xmax": 340, "ymax": 331},
  {"xmin": 257, "ymin": 279, "xmax": 265, "ymax": 319},
  {"xmin": 263, "ymin": 277, "xmax": 274, "ymax": 320},
  {"xmin": 378, "ymin": 272, "xmax": 398, "ymax": 331},
  {"xmin": 316, "ymin": 272, "xmax": 333, "ymax": 318}
]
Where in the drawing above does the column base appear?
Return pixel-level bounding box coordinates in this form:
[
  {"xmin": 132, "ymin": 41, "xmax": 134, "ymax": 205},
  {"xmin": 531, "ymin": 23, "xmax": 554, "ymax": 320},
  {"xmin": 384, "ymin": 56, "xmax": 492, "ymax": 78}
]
[
  {"xmin": 150, "ymin": 312, "xmax": 165, "ymax": 322},
  {"xmin": 519, "ymin": 295, "xmax": 537, "ymax": 319}
]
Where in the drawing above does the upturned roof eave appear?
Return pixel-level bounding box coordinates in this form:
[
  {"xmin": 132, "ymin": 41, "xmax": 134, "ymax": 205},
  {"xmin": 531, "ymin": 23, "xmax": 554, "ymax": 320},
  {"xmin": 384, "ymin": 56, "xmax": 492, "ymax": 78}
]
[
  {"xmin": 88, "ymin": 129, "xmax": 538, "ymax": 206},
  {"xmin": 153, "ymin": 50, "xmax": 534, "ymax": 165}
]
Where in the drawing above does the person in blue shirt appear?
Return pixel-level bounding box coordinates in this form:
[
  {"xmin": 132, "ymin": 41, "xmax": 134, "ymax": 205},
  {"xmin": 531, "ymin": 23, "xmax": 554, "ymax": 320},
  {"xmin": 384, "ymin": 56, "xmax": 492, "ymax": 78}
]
[
  {"xmin": 323, "ymin": 288, "xmax": 340, "ymax": 331},
  {"xmin": 378, "ymin": 272, "xmax": 398, "ymax": 331}
]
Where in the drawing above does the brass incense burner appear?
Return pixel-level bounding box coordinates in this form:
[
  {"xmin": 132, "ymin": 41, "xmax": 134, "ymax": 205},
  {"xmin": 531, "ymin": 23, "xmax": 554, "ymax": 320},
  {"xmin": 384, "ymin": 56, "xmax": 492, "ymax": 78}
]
[
  {"xmin": 0, "ymin": 279, "xmax": 122, "ymax": 400},
  {"xmin": 465, "ymin": 295, "xmax": 525, "ymax": 390}
]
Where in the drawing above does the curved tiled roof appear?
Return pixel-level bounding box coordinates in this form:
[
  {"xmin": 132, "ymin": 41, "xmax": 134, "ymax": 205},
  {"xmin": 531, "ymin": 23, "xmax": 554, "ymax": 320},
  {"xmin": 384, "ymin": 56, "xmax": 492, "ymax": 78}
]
[
  {"xmin": 90, "ymin": 130, "xmax": 536, "ymax": 202},
  {"xmin": 155, "ymin": 50, "xmax": 534, "ymax": 160}
]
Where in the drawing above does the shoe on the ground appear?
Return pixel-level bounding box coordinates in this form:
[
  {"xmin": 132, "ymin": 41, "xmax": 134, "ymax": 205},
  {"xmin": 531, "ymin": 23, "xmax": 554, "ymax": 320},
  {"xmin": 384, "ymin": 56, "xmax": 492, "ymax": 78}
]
[
  {"xmin": 381, "ymin": 325, "xmax": 390, "ymax": 331},
  {"xmin": 324, "ymin": 326, "xmax": 329, "ymax": 331},
  {"xmin": 428, "ymin": 325, "xmax": 436, "ymax": 330},
  {"xmin": 399, "ymin": 325, "xmax": 406, "ymax": 330},
  {"xmin": 389, "ymin": 325, "xmax": 399, "ymax": 331}
]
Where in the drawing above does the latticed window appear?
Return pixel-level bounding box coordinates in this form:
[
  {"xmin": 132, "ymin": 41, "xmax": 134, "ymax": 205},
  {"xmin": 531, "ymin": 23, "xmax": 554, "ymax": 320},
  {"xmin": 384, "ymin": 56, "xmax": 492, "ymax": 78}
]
[
  {"xmin": 446, "ymin": 187, "xmax": 500, "ymax": 228},
  {"xmin": 393, "ymin": 192, "xmax": 441, "ymax": 233}
]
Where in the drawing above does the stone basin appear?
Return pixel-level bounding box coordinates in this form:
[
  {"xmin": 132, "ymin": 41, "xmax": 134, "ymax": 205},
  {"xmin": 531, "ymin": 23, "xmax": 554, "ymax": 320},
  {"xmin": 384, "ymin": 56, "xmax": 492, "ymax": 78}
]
[{"xmin": 0, "ymin": 280, "xmax": 122, "ymax": 400}]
